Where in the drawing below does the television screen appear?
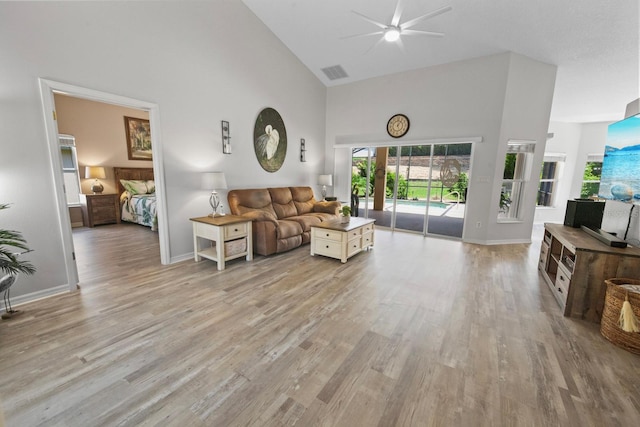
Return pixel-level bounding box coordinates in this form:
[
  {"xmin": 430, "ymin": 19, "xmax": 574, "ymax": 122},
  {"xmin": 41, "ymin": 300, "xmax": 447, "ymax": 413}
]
[{"xmin": 599, "ymin": 113, "xmax": 640, "ymax": 202}]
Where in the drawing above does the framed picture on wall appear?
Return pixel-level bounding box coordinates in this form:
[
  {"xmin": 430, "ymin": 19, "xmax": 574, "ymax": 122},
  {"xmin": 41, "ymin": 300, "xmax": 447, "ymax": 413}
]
[{"xmin": 124, "ymin": 116, "xmax": 152, "ymax": 161}]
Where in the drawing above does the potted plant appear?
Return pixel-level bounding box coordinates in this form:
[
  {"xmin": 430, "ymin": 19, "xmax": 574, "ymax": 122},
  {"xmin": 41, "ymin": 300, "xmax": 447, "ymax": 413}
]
[
  {"xmin": 1, "ymin": 203, "xmax": 36, "ymax": 319},
  {"xmin": 341, "ymin": 205, "xmax": 351, "ymax": 223}
]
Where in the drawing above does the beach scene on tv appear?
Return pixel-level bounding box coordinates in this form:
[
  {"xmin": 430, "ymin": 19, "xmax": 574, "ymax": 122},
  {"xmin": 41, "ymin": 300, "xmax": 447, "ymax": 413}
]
[{"xmin": 599, "ymin": 113, "xmax": 640, "ymax": 203}]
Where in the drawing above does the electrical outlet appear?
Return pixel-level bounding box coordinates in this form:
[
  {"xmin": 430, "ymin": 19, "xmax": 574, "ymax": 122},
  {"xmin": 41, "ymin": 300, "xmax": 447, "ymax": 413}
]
[{"xmin": 476, "ymin": 221, "xmax": 482, "ymax": 228}]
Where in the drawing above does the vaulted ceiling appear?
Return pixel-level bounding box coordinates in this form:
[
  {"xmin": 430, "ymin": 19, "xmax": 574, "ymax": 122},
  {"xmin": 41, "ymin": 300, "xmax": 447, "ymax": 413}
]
[{"xmin": 243, "ymin": 0, "xmax": 639, "ymax": 123}]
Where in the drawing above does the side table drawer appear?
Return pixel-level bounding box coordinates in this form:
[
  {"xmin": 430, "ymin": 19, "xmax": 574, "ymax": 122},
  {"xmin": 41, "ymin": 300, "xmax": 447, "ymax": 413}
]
[
  {"xmin": 91, "ymin": 197, "xmax": 115, "ymax": 208},
  {"xmin": 362, "ymin": 232, "xmax": 373, "ymax": 247},
  {"xmin": 195, "ymin": 222, "xmax": 220, "ymax": 240},
  {"xmin": 224, "ymin": 222, "xmax": 247, "ymax": 239}
]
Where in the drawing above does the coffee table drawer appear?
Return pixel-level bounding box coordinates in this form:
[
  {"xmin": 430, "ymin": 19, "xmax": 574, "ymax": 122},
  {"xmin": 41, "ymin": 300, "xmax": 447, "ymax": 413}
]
[
  {"xmin": 314, "ymin": 228, "xmax": 343, "ymax": 242},
  {"xmin": 361, "ymin": 223, "xmax": 374, "ymax": 234},
  {"xmin": 314, "ymin": 238, "xmax": 342, "ymax": 258},
  {"xmin": 362, "ymin": 232, "xmax": 373, "ymax": 247},
  {"xmin": 347, "ymin": 238, "xmax": 361, "ymax": 257}
]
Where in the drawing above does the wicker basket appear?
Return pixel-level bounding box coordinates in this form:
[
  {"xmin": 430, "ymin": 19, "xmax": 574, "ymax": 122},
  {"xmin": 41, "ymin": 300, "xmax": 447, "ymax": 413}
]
[{"xmin": 601, "ymin": 278, "xmax": 640, "ymax": 355}]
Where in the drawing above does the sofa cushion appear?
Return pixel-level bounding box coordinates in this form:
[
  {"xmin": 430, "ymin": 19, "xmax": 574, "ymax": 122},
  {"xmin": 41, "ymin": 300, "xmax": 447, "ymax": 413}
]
[
  {"xmin": 290, "ymin": 186, "xmax": 316, "ymax": 215},
  {"xmin": 269, "ymin": 187, "xmax": 298, "ymax": 219},
  {"xmin": 277, "ymin": 219, "xmax": 303, "ymax": 239},
  {"xmin": 307, "ymin": 212, "xmax": 339, "ymax": 222},
  {"xmin": 287, "ymin": 214, "xmax": 322, "ymax": 232},
  {"xmin": 227, "ymin": 188, "xmax": 277, "ymax": 219}
]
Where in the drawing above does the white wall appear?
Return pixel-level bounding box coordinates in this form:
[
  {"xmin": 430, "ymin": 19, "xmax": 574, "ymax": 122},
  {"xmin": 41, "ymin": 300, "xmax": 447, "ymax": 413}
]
[
  {"xmin": 0, "ymin": 2, "xmax": 326, "ymax": 300},
  {"xmin": 326, "ymin": 52, "xmax": 557, "ymax": 244},
  {"xmin": 534, "ymin": 121, "xmax": 611, "ymax": 224}
]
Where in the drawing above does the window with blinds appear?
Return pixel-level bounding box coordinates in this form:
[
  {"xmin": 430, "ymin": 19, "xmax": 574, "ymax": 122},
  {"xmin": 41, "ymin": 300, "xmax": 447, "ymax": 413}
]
[{"xmin": 499, "ymin": 140, "xmax": 535, "ymax": 220}]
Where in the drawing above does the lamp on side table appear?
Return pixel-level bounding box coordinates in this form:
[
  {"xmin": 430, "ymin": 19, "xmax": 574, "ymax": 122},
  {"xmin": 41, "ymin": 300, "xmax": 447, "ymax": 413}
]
[{"xmin": 202, "ymin": 172, "xmax": 227, "ymax": 217}]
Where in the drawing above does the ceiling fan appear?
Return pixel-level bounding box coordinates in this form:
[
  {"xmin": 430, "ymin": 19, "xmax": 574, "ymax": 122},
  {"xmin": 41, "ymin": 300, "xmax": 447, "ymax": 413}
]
[{"xmin": 342, "ymin": 1, "xmax": 452, "ymax": 52}]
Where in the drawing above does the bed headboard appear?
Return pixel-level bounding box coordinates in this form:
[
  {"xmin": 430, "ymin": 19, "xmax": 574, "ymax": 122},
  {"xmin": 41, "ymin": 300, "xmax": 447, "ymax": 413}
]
[{"xmin": 114, "ymin": 167, "xmax": 155, "ymax": 195}]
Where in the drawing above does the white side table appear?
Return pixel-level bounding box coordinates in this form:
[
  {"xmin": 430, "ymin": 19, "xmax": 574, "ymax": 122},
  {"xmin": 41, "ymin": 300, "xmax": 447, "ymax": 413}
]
[{"xmin": 190, "ymin": 216, "xmax": 253, "ymax": 270}]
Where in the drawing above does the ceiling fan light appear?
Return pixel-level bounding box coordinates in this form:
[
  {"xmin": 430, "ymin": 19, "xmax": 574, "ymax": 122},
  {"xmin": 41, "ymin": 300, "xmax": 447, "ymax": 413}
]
[{"xmin": 384, "ymin": 28, "xmax": 400, "ymax": 42}]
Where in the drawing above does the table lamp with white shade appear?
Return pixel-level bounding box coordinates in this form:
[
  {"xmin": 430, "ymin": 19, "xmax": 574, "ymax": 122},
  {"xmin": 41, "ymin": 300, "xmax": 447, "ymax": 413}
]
[
  {"xmin": 85, "ymin": 166, "xmax": 106, "ymax": 194},
  {"xmin": 201, "ymin": 172, "xmax": 227, "ymax": 217},
  {"xmin": 318, "ymin": 174, "xmax": 332, "ymax": 201}
]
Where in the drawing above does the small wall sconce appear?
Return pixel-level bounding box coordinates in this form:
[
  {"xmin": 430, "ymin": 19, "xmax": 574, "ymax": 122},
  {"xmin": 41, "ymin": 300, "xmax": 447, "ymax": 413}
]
[
  {"xmin": 300, "ymin": 138, "xmax": 306, "ymax": 162},
  {"xmin": 221, "ymin": 120, "xmax": 231, "ymax": 154}
]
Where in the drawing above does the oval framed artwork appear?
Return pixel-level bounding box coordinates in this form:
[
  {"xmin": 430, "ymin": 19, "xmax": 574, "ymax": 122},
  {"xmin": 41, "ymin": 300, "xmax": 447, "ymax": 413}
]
[{"xmin": 253, "ymin": 107, "xmax": 287, "ymax": 172}]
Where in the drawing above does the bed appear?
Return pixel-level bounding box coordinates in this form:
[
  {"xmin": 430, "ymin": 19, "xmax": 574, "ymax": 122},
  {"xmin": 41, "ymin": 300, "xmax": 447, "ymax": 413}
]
[{"xmin": 114, "ymin": 167, "xmax": 158, "ymax": 231}]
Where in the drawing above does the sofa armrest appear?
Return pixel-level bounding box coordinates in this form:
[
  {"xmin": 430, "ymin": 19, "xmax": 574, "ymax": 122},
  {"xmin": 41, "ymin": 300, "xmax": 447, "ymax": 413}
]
[{"xmin": 313, "ymin": 201, "xmax": 341, "ymax": 215}]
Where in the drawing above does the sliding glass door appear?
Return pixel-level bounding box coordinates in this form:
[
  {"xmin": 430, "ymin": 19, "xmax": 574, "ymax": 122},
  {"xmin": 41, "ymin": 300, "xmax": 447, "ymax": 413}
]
[{"xmin": 351, "ymin": 142, "xmax": 471, "ymax": 239}]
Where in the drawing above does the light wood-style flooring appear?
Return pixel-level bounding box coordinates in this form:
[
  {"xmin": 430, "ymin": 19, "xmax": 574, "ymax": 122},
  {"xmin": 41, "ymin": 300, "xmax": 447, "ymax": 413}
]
[{"xmin": 1, "ymin": 223, "xmax": 639, "ymax": 426}]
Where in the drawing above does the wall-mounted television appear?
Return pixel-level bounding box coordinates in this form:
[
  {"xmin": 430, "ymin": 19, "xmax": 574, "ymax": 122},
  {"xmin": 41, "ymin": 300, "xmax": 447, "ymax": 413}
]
[
  {"xmin": 599, "ymin": 113, "xmax": 640, "ymax": 246},
  {"xmin": 599, "ymin": 113, "xmax": 640, "ymax": 202}
]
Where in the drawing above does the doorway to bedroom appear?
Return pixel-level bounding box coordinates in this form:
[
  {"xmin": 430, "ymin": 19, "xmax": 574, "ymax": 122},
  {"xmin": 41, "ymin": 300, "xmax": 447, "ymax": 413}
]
[
  {"xmin": 41, "ymin": 79, "xmax": 168, "ymax": 291},
  {"xmin": 53, "ymin": 93, "xmax": 161, "ymax": 288}
]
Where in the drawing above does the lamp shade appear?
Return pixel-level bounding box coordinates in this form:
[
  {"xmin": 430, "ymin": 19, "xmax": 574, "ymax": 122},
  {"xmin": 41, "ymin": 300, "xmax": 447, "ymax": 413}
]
[
  {"xmin": 318, "ymin": 174, "xmax": 332, "ymax": 186},
  {"xmin": 85, "ymin": 166, "xmax": 106, "ymax": 179},
  {"xmin": 201, "ymin": 172, "xmax": 227, "ymax": 190}
]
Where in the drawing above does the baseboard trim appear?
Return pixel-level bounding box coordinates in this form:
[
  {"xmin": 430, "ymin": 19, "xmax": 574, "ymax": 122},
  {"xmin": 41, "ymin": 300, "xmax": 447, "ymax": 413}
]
[
  {"xmin": 170, "ymin": 253, "xmax": 194, "ymax": 264},
  {"xmin": 7, "ymin": 284, "xmax": 70, "ymax": 310},
  {"xmin": 464, "ymin": 238, "xmax": 532, "ymax": 245}
]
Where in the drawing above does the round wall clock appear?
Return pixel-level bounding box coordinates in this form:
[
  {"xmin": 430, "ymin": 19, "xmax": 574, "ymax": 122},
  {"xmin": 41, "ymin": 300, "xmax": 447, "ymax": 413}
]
[{"xmin": 387, "ymin": 114, "xmax": 410, "ymax": 138}]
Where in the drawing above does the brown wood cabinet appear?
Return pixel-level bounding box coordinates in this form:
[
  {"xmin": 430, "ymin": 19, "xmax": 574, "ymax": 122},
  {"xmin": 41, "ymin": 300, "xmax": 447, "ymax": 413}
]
[
  {"xmin": 80, "ymin": 193, "xmax": 120, "ymax": 227},
  {"xmin": 539, "ymin": 223, "xmax": 640, "ymax": 322}
]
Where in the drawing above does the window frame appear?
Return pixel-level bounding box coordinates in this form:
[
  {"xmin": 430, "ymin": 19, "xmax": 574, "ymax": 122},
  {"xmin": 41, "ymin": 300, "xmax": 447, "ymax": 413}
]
[
  {"xmin": 498, "ymin": 140, "xmax": 535, "ymax": 222},
  {"xmin": 59, "ymin": 134, "xmax": 82, "ymax": 206},
  {"xmin": 581, "ymin": 154, "xmax": 603, "ymax": 199},
  {"xmin": 536, "ymin": 153, "xmax": 565, "ymax": 208}
]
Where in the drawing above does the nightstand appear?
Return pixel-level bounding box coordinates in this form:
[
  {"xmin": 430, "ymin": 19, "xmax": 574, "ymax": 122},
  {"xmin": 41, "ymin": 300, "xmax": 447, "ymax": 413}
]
[
  {"xmin": 190, "ymin": 216, "xmax": 253, "ymax": 271},
  {"xmin": 80, "ymin": 193, "xmax": 121, "ymax": 227}
]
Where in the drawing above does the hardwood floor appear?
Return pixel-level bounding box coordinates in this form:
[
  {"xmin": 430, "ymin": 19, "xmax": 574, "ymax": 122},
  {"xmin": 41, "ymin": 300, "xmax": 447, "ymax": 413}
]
[{"xmin": 1, "ymin": 223, "xmax": 639, "ymax": 426}]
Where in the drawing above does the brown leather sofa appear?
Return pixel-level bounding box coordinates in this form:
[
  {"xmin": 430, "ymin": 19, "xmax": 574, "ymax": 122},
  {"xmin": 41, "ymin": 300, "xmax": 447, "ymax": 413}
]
[{"xmin": 227, "ymin": 187, "xmax": 340, "ymax": 256}]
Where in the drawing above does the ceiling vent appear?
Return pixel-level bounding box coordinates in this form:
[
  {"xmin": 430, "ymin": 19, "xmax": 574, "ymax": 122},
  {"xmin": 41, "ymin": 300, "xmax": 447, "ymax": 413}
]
[{"xmin": 321, "ymin": 65, "xmax": 348, "ymax": 80}]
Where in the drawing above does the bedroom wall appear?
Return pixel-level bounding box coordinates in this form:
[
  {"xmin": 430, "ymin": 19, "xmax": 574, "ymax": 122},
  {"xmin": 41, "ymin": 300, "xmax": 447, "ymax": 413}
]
[
  {"xmin": 0, "ymin": 1, "xmax": 326, "ymax": 301},
  {"xmin": 326, "ymin": 52, "xmax": 557, "ymax": 244},
  {"xmin": 54, "ymin": 94, "xmax": 150, "ymax": 196}
]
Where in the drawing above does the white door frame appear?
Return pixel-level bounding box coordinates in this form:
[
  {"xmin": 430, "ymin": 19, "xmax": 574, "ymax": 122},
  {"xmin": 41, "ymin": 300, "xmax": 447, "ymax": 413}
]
[{"xmin": 38, "ymin": 78, "xmax": 170, "ymax": 291}]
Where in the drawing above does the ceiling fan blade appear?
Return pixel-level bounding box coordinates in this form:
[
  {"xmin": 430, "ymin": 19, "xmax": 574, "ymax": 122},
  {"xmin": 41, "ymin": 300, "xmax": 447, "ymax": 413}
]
[
  {"xmin": 390, "ymin": 0, "xmax": 405, "ymax": 27},
  {"xmin": 340, "ymin": 31, "xmax": 384, "ymax": 40},
  {"xmin": 400, "ymin": 5, "xmax": 452, "ymax": 30},
  {"xmin": 402, "ymin": 29, "xmax": 445, "ymax": 38},
  {"xmin": 363, "ymin": 36, "xmax": 386, "ymax": 55},
  {"xmin": 395, "ymin": 37, "xmax": 406, "ymax": 53},
  {"xmin": 350, "ymin": 10, "xmax": 388, "ymax": 29}
]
